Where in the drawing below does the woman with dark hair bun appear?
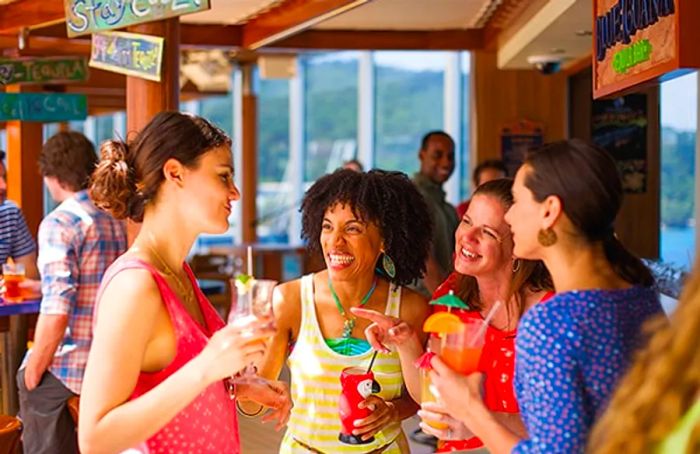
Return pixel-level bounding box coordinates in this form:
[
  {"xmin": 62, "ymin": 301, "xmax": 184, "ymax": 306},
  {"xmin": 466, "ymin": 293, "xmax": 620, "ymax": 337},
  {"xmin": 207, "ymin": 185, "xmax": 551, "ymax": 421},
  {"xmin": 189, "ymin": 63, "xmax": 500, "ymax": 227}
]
[
  {"xmin": 428, "ymin": 139, "xmax": 663, "ymax": 453},
  {"xmin": 256, "ymin": 169, "xmax": 433, "ymax": 453},
  {"xmin": 80, "ymin": 111, "xmax": 291, "ymax": 453}
]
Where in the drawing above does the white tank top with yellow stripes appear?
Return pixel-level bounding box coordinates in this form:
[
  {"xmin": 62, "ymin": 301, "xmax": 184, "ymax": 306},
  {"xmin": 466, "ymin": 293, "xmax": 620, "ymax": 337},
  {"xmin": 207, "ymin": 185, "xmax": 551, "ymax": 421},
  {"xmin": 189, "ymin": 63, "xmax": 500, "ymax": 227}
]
[{"xmin": 280, "ymin": 274, "xmax": 408, "ymax": 454}]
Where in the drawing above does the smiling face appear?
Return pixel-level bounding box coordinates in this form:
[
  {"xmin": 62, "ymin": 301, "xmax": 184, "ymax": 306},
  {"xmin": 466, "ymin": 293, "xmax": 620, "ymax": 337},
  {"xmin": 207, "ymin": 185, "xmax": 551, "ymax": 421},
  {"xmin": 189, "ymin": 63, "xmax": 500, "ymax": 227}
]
[
  {"xmin": 504, "ymin": 165, "xmax": 544, "ymax": 260},
  {"xmin": 321, "ymin": 203, "xmax": 383, "ymax": 282},
  {"xmin": 454, "ymin": 194, "xmax": 514, "ymax": 277},
  {"xmin": 180, "ymin": 145, "xmax": 240, "ymax": 234},
  {"xmin": 419, "ymin": 134, "xmax": 455, "ymax": 185}
]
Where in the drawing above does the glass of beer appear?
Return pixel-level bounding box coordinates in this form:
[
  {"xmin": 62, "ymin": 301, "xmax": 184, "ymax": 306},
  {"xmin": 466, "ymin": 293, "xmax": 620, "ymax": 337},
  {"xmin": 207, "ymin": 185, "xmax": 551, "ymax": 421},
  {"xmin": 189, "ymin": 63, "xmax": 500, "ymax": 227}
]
[{"xmin": 3, "ymin": 262, "xmax": 26, "ymax": 302}]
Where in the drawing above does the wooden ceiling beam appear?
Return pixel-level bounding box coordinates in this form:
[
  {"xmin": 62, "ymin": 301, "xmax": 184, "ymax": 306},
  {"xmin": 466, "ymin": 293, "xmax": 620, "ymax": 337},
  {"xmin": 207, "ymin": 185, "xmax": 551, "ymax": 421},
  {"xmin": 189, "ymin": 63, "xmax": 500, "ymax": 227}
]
[
  {"xmin": 242, "ymin": 0, "xmax": 371, "ymax": 49},
  {"xmin": 180, "ymin": 24, "xmax": 243, "ymax": 49},
  {"xmin": 269, "ymin": 29, "xmax": 484, "ymax": 51},
  {"xmin": 0, "ymin": 0, "xmax": 65, "ymax": 34}
]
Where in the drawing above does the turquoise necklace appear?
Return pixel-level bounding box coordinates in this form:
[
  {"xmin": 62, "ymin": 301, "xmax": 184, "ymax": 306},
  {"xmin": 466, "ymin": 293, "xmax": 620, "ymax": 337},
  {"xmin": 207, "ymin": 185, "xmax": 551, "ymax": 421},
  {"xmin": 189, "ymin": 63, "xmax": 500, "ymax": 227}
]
[{"xmin": 328, "ymin": 277, "xmax": 378, "ymax": 338}]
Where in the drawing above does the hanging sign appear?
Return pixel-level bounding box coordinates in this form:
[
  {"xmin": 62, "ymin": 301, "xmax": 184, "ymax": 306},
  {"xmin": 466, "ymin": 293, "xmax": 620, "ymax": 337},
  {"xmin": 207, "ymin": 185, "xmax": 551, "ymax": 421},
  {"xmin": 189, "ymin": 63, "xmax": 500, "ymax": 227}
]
[
  {"xmin": 0, "ymin": 93, "xmax": 88, "ymax": 122},
  {"xmin": 90, "ymin": 31, "xmax": 164, "ymax": 82},
  {"xmin": 593, "ymin": 0, "xmax": 700, "ymax": 98},
  {"xmin": 0, "ymin": 57, "xmax": 88, "ymax": 86},
  {"xmin": 64, "ymin": 0, "xmax": 210, "ymax": 37}
]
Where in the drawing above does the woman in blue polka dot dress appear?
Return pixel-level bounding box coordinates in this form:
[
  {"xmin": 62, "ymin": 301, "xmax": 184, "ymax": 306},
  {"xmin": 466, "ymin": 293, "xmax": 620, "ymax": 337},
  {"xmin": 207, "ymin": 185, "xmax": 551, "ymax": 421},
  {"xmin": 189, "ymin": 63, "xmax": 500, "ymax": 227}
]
[{"xmin": 428, "ymin": 139, "xmax": 663, "ymax": 453}]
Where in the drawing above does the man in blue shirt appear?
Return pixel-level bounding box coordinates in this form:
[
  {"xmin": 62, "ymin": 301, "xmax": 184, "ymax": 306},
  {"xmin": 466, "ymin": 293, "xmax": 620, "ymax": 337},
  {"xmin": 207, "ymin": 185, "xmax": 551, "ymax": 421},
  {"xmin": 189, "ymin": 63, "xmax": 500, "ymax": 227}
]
[{"xmin": 0, "ymin": 150, "xmax": 39, "ymax": 279}]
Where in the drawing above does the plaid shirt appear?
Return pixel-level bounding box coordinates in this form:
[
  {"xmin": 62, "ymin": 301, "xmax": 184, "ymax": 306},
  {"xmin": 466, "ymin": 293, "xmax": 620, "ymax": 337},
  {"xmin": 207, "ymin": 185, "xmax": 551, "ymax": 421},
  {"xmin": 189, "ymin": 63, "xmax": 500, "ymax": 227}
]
[{"xmin": 22, "ymin": 190, "xmax": 126, "ymax": 394}]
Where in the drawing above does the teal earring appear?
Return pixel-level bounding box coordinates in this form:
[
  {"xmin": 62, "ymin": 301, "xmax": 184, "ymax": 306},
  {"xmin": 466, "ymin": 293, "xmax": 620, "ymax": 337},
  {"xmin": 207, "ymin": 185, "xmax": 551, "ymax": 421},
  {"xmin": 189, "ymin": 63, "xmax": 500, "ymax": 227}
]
[{"xmin": 382, "ymin": 252, "xmax": 396, "ymax": 279}]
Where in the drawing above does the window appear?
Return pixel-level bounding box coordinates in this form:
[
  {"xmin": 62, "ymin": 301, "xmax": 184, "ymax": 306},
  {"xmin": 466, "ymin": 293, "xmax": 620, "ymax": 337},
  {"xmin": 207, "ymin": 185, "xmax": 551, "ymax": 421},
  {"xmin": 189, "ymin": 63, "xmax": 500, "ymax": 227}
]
[
  {"xmin": 660, "ymin": 72, "xmax": 697, "ymax": 270},
  {"xmin": 374, "ymin": 51, "xmax": 447, "ymax": 175},
  {"xmin": 304, "ymin": 52, "xmax": 359, "ymax": 181}
]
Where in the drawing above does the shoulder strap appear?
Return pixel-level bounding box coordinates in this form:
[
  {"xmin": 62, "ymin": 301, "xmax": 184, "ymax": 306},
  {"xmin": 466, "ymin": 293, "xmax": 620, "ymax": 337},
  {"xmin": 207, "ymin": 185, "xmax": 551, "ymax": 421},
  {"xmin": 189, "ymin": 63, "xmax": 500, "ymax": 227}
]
[
  {"xmin": 385, "ymin": 284, "xmax": 402, "ymax": 317},
  {"xmin": 297, "ymin": 274, "xmax": 316, "ymax": 336},
  {"xmin": 93, "ymin": 257, "xmax": 181, "ymax": 329}
]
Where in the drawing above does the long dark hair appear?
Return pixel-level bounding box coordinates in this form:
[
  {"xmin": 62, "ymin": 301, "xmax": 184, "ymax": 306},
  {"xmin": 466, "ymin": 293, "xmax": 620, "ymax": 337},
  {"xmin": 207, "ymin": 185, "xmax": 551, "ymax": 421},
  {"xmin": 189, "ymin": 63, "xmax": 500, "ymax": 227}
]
[
  {"xmin": 524, "ymin": 139, "xmax": 654, "ymax": 287},
  {"xmin": 454, "ymin": 179, "xmax": 552, "ymax": 317}
]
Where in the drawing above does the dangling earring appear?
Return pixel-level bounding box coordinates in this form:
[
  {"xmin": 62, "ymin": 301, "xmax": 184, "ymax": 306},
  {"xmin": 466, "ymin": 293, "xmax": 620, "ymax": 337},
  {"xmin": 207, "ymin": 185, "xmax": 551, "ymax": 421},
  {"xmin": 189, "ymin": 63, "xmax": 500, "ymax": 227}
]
[
  {"xmin": 537, "ymin": 228, "xmax": 557, "ymax": 247},
  {"xmin": 382, "ymin": 253, "xmax": 396, "ymax": 279},
  {"xmin": 512, "ymin": 259, "xmax": 521, "ymax": 273}
]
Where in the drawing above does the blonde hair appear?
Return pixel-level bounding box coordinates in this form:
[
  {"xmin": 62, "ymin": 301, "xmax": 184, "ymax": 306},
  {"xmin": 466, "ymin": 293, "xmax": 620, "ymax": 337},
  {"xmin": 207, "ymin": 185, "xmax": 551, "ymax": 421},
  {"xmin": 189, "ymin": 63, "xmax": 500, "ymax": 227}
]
[{"xmin": 588, "ymin": 265, "xmax": 700, "ymax": 453}]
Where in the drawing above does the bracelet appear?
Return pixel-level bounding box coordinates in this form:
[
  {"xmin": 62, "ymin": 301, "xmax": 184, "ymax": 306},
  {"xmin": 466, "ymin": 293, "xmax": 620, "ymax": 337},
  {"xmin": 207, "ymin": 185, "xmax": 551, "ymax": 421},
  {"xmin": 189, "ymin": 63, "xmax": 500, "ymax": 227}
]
[{"xmin": 236, "ymin": 400, "xmax": 264, "ymax": 418}]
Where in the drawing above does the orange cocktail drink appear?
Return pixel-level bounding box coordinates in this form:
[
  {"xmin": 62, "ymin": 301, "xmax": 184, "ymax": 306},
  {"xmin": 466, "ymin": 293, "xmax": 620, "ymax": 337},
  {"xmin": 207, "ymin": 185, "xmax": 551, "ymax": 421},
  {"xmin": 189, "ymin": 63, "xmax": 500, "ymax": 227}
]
[
  {"xmin": 3, "ymin": 262, "xmax": 26, "ymax": 302},
  {"xmin": 441, "ymin": 318, "xmax": 486, "ymax": 375}
]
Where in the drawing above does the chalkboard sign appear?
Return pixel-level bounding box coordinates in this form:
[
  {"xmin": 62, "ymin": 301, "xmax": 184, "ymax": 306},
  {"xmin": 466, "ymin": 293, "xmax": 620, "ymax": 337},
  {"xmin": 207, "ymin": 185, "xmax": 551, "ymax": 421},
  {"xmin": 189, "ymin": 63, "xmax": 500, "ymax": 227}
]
[
  {"xmin": 0, "ymin": 57, "xmax": 88, "ymax": 86},
  {"xmin": 0, "ymin": 93, "xmax": 88, "ymax": 122},
  {"xmin": 500, "ymin": 120, "xmax": 544, "ymax": 177},
  {"xmin": 89, "ymin": 31, "xmax": 164, "ymax": 82},
  {"xmin": 65, "ymin": 0, "xmax": 210, "ymax": 37},
  {"xmin": 591, "ymin": 94, "xmax": 648, "ymax": 193}
]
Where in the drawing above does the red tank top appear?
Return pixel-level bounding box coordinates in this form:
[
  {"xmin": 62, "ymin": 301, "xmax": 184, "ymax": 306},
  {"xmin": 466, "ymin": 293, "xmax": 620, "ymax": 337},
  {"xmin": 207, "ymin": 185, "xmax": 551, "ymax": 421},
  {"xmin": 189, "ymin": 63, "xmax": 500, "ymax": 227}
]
[
  {"xmin": 95, "ymin": 258, "xmax": 240, "ymax": 453},
  {"xmin": 431, "ymin": 273, "xmax": 553, "ymax": 451}
]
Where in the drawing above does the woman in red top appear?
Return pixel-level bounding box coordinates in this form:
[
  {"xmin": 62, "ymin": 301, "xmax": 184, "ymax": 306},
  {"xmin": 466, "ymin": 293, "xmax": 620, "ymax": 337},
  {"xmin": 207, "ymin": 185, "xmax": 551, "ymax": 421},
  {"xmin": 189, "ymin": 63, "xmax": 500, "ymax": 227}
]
[{"xmin": 355, "ymin": 178, "xmax": 552, "ymax": 452}]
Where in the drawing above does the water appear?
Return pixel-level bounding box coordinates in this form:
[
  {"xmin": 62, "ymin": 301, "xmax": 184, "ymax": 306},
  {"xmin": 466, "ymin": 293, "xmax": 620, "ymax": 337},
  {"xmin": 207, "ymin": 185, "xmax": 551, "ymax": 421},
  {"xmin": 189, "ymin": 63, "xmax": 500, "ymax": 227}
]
[{"xmin": 660, "ymin": 226, "xmax": 696, "ymax": 270}]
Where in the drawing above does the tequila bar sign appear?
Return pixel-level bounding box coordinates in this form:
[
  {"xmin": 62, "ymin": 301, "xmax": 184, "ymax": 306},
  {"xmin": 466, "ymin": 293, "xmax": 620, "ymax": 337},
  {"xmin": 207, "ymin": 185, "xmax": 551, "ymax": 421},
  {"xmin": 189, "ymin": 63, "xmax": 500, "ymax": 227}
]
[
  {"xmin": 90, "ymin": 31, "xmax": 164, "ymax": 82},
  {"xmin": 64, "ymin": 0, "xmax": 210, "ymax": 37},
  {"xmin": 0, "ymin": 57, "xmax": 88, "ymax": 86},
  {"xmin": 592, "ymin": 0, "xmax": 700, "ymax": 98},
  {"xmin": 0, "ymin": 93, "xmax": 88, "ymax": 122}
]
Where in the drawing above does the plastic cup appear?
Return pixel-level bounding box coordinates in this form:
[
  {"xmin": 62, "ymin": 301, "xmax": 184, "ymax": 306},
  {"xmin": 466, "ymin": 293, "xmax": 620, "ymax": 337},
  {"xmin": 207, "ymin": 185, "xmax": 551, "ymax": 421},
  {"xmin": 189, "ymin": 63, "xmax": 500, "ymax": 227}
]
[
  {"xmin": 3, "ymin": 262, "xmax": 25, "ymax": 302},
  {"xmin": 338, "ymin": 367, "xmax": 379, "ymax": 445},
  {"xmin": 420, "ymin": 367, "xmax": 449, "ymax": 430}
]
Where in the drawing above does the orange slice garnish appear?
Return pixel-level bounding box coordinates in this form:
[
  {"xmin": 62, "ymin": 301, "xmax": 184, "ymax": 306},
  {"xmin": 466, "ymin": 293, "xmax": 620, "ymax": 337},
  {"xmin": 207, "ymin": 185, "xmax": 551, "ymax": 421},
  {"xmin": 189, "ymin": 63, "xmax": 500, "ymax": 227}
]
[{"xmin": 422, "ymin": 312, "xmax": 463, "ymax": 334}]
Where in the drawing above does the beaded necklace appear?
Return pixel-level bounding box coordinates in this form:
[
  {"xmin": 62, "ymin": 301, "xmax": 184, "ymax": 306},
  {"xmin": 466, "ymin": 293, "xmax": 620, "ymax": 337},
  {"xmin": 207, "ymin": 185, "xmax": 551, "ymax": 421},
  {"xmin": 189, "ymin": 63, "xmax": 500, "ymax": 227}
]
[{"xmin": 327, "ymin": 277, "xmax": 377, "ymax": 338}]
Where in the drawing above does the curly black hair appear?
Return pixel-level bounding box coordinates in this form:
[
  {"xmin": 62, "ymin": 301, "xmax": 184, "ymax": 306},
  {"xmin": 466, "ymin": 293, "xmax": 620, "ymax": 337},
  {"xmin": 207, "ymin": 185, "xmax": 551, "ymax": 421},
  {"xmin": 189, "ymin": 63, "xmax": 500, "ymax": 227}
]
[{"xmin": 301, "ymin": 169, "xmax": 432, "ymax": 286}]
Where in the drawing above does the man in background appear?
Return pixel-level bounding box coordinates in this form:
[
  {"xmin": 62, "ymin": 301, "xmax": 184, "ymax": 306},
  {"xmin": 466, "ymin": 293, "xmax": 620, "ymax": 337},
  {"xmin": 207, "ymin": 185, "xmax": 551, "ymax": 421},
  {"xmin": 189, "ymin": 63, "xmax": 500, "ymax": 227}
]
[
  {"xmin": 0, "ymin": 150, "xmax": 39, "ymax": 279},
  {"xmin": 456, "ymin": 159, "xmax": 507, "ymax": 219},
  {"xmin": 17, "ymin": 132, "xmax": 127, "ymax": 454},
  {"xmin": 412, "ymin": 130, "xmax": 459, "ymax": 297}
]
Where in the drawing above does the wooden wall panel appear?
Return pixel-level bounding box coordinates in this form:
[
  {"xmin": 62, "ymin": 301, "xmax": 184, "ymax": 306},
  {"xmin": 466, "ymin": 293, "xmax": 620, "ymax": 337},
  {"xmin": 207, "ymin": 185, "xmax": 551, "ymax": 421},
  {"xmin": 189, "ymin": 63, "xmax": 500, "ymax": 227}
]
[
  {"xmin": 569, "ymin": 68, "xmax": 660, "ymax": 259},
  {"xmin": 471, "ymin": 50, "xmax": 568, "ymax": 163}
]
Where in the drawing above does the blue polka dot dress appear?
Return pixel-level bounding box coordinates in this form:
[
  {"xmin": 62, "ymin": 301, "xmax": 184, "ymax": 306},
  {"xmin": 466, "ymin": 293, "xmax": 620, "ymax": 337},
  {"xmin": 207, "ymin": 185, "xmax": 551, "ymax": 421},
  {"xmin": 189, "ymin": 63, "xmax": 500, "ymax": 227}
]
[{"xmin": 512, "ymin": 286, "xmax": 662, "ymax": 453}]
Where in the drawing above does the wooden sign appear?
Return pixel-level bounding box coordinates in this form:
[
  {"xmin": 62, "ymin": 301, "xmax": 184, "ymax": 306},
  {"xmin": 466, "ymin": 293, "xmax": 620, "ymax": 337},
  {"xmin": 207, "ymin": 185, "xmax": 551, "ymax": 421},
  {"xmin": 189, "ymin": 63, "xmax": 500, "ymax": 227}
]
[
  {"xmin": 0, "ymin": 93, "xmax": 88, "ymax": 122},
  {"xmin": 0, "ymin": 57, "xmax": 88, "ymax": 86},
  {"xmin": 500, "ymin": 120, "xmax": 544, "ymax": 177},
  {"xmin": 64, "ymin": 0, "xmax": 210, "ymax": 37},
  {"xmin": 90, "ymin": 31, "xmax": 164, "ymax": 82},
  {"xmin": 594, "ymin": 0, "xmax": 700, "ymax": 98}
]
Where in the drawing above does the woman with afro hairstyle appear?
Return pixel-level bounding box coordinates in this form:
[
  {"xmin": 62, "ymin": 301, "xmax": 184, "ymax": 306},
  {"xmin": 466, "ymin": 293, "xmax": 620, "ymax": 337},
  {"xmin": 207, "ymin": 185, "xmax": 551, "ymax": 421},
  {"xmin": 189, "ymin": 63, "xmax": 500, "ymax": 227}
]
[{"xmin": 253, "ymin": 168, "xmax": 432, "ymax": 453}]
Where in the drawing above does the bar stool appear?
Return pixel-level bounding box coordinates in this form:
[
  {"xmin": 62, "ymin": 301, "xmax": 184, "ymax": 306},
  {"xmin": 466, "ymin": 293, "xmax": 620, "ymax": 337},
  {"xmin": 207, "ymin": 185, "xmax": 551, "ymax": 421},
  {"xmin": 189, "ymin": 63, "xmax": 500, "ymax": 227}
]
[{"xmin": 0, "ymin": 414, "xmax": 22, "ymax": 454}]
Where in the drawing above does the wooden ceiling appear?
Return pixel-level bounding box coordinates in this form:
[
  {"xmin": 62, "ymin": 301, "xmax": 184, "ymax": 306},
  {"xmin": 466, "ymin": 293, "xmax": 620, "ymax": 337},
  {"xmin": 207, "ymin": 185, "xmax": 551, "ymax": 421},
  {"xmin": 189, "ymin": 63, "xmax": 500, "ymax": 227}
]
[{"xmin": 0, "ymin": 0, "xmax": 551, "ymax": 115}]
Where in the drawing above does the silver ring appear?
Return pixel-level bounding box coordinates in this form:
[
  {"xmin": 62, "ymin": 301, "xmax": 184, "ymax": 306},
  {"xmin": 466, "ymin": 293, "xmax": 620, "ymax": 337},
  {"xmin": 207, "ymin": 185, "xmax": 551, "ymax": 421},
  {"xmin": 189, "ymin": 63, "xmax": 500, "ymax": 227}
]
[{"xmin": 446, "ymin": 428, "xmax": 452, "ymax": 439}]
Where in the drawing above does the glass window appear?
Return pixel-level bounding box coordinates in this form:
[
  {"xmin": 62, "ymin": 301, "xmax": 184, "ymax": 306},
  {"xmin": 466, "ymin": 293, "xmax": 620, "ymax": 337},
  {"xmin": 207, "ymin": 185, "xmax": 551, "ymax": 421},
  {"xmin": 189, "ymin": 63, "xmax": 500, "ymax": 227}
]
[
  {"xmin": 257, "ymin": 71, "xmax": 291, "ymax": 243},
  {"xmin": 200, "ymin": 94, "xmax": 234, "ymax": 137},
  {"xmin": 660, "ymin": 72, "xmax": 697, "ymax": 270},
  {"xmin": 374, "ymin": 51, "xmax": 447, "ymax": 174},
  {"xmin": 460, "ymin": 53, "xmax": 471, "ymax": 200},
  {"xmin": 304, "ymin": 52, "xmax": 359, "ymax": 182}
]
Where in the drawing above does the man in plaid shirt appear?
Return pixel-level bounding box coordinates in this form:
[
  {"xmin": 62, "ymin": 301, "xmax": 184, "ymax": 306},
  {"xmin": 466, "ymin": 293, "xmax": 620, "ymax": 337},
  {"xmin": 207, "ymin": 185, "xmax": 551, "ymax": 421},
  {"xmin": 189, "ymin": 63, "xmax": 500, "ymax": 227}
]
[{"xmin": 17, "ymin": 132, "xmax": 127, "ymax": 454}]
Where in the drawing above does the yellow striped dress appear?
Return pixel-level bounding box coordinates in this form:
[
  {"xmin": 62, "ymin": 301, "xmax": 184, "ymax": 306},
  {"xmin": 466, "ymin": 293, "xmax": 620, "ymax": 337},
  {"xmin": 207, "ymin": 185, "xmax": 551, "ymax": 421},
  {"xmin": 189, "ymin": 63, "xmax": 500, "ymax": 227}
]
[{"xmin": 280, "ymin": 274, "xmax": 409, "ymax": 453}]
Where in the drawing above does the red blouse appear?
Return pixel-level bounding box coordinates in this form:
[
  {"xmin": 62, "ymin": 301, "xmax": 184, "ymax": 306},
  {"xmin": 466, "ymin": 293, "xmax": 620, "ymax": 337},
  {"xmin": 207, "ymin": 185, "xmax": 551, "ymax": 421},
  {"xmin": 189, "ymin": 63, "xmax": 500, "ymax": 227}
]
[{"xmin": 430, "ymin": 273, "xmax": 552, "ymax": 451}]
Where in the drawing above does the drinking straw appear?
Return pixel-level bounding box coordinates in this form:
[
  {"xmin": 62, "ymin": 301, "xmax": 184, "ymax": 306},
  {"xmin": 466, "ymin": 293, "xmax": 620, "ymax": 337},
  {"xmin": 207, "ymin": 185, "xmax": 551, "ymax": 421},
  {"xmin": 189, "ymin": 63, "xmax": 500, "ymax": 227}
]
[
  {"xmin": 366, "ymin": 350, "xmax": 379, "ymax": 373},
  {"xmin": 471, "ymin": 300, "xmax": 502, "ymax": 346},
  {"xmin": 247, "ymin": 245, "xmax": 253, "ymax": 276}
]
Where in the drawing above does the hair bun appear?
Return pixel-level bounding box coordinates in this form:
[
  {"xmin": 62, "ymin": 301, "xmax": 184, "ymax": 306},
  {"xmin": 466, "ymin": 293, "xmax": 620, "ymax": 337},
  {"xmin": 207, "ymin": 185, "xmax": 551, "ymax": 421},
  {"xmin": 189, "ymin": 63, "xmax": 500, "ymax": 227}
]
[{"xmin": 89, "ymin": 139, "xmax": 140, "ymax": 220}]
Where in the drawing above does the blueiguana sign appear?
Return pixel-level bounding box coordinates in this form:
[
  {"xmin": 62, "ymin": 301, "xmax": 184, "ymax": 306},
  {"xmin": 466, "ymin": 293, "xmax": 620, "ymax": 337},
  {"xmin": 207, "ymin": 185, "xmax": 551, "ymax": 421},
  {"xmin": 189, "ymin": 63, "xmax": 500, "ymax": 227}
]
[
  {"xmin": 90, "ymin": 31, "xmax": 164, "ymax": 82},
  {"xmin": 64, "ymin": 0, "xmax": 210, "ymax": 37},
  {"xmin": 0, "ymin": 93, "xmax": 88, "ymax": 122},
  {"xmin": 0, "ymin": 57, "xmax": 88, "ymax": 86}
]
